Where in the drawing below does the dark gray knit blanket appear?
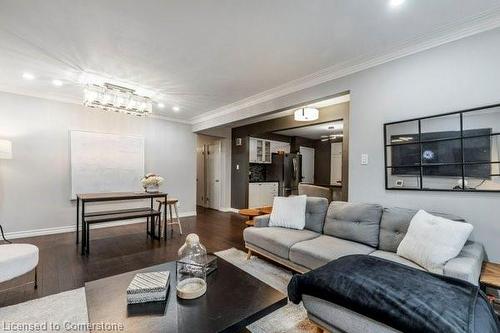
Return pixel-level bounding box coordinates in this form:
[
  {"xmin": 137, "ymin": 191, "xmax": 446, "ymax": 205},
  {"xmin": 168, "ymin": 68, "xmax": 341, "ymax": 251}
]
[{"xmin": 288, "ymin": 255, "xmax": 499, "ymax": 333}]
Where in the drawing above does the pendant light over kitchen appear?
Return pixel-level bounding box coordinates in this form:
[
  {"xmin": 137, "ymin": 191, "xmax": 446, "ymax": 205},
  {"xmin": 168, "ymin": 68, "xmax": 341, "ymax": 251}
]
[{"xmin": 294, "ymin": 107, "xmax": 319, "ymax": 121}]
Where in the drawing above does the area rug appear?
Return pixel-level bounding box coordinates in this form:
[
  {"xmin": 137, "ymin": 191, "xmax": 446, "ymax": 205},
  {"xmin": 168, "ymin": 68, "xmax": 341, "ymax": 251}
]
[
  {"xmin": 215, "ymin": 248, "xmax": 320, "ymax": 333},
  {"xmin": 0, "ymin": 288, "xmax": 89, "ymax": 333},
  {"xmin": 0, "ymin": 248, "xmax": 316, "ymax": 333}
]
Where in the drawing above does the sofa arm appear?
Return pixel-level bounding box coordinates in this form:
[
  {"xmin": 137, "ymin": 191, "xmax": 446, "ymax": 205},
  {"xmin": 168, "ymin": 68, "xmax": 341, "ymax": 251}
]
[
  {"xmin": 443, "ymin": 241, "xmax": 484, "ymax": 285},
  {"xmin": 254, "ymin": 214, "xmax": 271, "ymax": 227}
]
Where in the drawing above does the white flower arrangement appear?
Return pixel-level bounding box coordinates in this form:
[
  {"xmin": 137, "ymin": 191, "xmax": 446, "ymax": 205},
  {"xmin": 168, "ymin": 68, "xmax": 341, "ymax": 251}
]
[{"xmin": 141, "ymin": 173, "xmax": 164, "ymax": 189}]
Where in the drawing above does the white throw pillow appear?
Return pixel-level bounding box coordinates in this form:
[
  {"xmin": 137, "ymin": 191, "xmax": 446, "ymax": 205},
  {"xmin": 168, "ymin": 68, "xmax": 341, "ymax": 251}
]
[
  {"xmin": 269, "ymin": 195, "xmax": 307, "ymax": 230},
  {"xmin": 397, "ymin": 210, "xmax": 473, "ymax": 274}
]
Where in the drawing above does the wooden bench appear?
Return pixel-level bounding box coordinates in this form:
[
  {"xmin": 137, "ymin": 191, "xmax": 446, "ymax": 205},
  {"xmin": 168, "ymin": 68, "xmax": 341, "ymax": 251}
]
[
  {"xmin": 83, "ymin": 208, "xmax": 161, "ymax": 255},
  {"xmin": 85, "ymin": 208, "xmax": 161, "ymax": 223}
]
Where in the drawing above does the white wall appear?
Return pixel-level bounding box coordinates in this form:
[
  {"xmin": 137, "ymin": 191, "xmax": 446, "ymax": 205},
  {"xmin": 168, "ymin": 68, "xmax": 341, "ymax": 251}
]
[
  {"xmin": 197, "ymin": 28, "xmax": 500, "ymax": 261},
  {"xmin": 0, "ymin": 91, "xmax": 196, "ymax": 237}
]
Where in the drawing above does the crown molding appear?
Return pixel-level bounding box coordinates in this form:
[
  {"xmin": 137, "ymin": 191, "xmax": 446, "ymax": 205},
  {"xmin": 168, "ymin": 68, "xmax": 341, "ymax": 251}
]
[
  {"xmin": 149, "ymin": 113, "xmax": 192, "ymax": 124},
  {"xmin": 191, "ymin": 8, "xmax": 500, "ymax": 128}
]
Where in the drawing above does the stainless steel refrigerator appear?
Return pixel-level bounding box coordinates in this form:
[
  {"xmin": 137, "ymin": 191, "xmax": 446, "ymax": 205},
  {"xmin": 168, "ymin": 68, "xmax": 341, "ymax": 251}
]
[{"xmin": 269, "ymin": 153, "xmax": 302, "ymax": 197}]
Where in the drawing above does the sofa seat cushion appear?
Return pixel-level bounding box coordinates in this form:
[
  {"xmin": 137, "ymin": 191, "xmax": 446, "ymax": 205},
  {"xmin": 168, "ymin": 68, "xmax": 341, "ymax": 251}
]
[
  {"xmin": 369, "ymin": 250, "xmax": 424, "ymax": 271},
  {"xmin": 243, "ymin": 227, "xmax": 320, "ymax": 259},
  {"xmin": 0, "ymin": 244, "xmax": 39, "ymax": 283},
  {"xmin": 289, "ymin": 235, "xmax": 375, "ymax": 270}
]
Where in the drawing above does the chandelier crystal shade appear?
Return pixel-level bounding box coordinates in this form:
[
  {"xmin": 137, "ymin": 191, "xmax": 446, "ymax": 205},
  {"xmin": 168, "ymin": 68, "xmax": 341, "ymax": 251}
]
[
  {"xmin": 294, "ymin": 107, "xmax": 319, "ymax": 121},
  {"xmin": 83, "ymin": 83, "xmax": 153, "ymax": 116}
]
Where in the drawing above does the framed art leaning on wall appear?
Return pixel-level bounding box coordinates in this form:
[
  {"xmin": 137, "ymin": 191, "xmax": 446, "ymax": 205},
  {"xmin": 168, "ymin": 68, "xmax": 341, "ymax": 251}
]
[{"xmin": 384, "ymin": 103, "xmax": 500, "ymax": 192}]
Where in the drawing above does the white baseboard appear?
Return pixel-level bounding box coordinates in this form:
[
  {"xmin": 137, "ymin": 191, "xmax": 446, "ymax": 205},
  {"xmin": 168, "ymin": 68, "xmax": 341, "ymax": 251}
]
[
  {"xmin": 4, "ymin": 211, "xmax": 197, "ymax": 240},
  {"xmin": 220, "ymin": 208, "xmax": 240, "ymax": 213}
]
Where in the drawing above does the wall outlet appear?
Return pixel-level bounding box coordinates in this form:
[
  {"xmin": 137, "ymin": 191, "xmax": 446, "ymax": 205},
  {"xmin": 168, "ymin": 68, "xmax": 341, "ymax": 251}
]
[{"xmin": 361, "ymin": 154, "xmax": 369, "ymax": 165}]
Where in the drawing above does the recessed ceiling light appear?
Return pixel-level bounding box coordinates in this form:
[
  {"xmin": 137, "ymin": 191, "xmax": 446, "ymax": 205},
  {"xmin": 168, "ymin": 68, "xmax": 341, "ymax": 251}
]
[
  {"xmin": 172, "ymin": 106, "xmax": 180, "ymax": 112},
  {"xmin": 52, "ymin": 79, "xmax": 63, "ymax": 87},
  {"xmin": 22, "ymin": 72, "xmax": 35, "ymax": 80},
  {"xmin": 157, "ymin": 102, "xmax": 165, "ymax": 108},
  {"xmin": 389, "ymin": 0, "xmax": 405, "ymax": 8}
]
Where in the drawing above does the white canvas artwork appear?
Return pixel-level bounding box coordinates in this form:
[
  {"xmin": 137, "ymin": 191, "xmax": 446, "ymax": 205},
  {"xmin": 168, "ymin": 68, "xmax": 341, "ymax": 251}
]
[{"xmin": 70, "ymin": 131, "xmax": 145, "ymax": 199}]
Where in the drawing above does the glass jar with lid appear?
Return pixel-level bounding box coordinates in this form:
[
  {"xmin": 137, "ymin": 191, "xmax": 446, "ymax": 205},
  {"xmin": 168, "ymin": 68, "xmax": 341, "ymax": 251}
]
[{"xmin": 176, "ymin": 233, "xmax": 208, "ymax": 299}]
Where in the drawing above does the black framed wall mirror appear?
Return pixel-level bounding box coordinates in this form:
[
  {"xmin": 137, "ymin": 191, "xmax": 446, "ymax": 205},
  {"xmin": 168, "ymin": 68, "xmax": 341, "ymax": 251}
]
[{"xmin": 384, "ymin": 104, "xmax": 500, "ymax": 192}]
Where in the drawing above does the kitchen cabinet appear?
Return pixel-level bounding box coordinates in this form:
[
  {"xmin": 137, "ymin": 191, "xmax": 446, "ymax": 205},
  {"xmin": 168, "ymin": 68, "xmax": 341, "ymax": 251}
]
[
  {"xmin": 249, "ymin": 138, "xmax": 272, "ymax": 163},
  {"xmin": 249, "ymin": 138, "xmax": 290, "ymax": 163},
  {"xmin": 248, "ymin": 182, "xmax": 279, "ymax": 207}
]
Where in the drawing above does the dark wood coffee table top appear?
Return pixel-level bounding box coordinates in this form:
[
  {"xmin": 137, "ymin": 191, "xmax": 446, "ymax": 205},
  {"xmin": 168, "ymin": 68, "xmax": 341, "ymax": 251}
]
[{"xmin": 85, "ymin": 258, "xmax": 287, "ymax": 333}]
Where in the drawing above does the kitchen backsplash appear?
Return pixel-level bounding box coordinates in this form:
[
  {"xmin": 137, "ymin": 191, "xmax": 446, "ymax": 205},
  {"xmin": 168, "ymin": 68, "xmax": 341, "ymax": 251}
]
[{"xmin": 249, "ymin": 163, "xmax": 266, "ymax": 182}]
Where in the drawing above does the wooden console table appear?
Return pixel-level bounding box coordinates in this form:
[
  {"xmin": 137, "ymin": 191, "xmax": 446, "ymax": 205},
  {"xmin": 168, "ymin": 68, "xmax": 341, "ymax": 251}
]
[{"xmin": 76, "ymin": 192, "xmax": 168, "ymax": 255}]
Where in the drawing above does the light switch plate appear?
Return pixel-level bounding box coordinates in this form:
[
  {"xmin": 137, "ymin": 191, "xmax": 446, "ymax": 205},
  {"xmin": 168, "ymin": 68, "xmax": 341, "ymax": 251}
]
[
  {"xmin": 361, "ymin": 154, "xmax": 369, "ymax": 165},
  {"xmin": 236, "ymin": 164, "xmax": 240, "ymax": 170}
]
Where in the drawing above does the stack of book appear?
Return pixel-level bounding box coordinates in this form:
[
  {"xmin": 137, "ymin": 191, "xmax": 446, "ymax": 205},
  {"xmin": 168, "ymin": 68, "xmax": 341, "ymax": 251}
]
[{"xmin": 126, "ymin": 271, "xmax": 170, "ymax": 304}]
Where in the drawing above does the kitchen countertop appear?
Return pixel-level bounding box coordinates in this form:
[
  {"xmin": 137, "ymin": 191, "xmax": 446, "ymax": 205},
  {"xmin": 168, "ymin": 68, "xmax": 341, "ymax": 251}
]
[
  {"xmin": 249, "ymin": 180, "xmax": 279, "ymax": 183},
  {"xmin": 302, "ymin": 183, "xmax": 343, "ymax": 188}
]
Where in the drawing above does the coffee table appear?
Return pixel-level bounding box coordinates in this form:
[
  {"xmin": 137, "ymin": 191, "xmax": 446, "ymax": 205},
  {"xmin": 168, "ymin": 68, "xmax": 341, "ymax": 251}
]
[{"xmin": 85, "ymin": 257, "xmax": 287, "ymax": 332}]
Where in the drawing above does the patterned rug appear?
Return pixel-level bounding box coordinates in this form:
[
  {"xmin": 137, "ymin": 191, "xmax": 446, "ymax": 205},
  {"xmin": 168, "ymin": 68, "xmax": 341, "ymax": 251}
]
[
  {"xmin": 215, "ymin": 248, "xmax": 320, "ymax": 333},
  {"xmin": 0, "ymin": 288, "xmax": 89, "ymax": 333}
]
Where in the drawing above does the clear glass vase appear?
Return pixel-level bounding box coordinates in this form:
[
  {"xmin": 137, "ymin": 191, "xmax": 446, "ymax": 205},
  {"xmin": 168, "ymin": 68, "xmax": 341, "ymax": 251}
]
[{"xmin": 176, "ymin": 234, "xmax": 208, "ymax": 299}]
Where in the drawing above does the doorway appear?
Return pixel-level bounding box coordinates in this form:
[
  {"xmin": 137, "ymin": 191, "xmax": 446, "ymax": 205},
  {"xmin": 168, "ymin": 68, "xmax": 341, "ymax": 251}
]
[
  {"xmin": 300, "ymin": 146, "xmax": 315, "ymax": 183},
  {"xmin": 272, "ymin": 118, "xmax": 348, "ymax": 201},
  {"xmin": 206, "ymin": 143, "xmax": 221, "ymax": 210},
  {"xmin": 196, "ymin": 135, "xmax": 222, "ymax": 210}
]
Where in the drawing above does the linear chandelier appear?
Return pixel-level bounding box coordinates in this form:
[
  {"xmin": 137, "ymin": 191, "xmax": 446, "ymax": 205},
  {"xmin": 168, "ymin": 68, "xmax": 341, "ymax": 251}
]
[{"xmin": 83, "ymin": 83, "xmax": 153, "ymax": 116}]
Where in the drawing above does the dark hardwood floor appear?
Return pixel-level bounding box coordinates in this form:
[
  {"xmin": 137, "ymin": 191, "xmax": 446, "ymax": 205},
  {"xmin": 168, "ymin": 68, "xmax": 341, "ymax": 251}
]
[{"xmin": 0, "ymin": 207, "xmax": 248, "ymax": 307}]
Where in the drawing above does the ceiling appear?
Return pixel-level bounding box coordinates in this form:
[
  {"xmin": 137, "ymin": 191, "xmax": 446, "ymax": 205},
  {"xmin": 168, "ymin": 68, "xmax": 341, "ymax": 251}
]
[
  {"xmin": 1, "ymin": 1, "xmax": 500, "ymax": 123},
  {"xmin": 275, "ymin": 121, "xmax": 343, "ymax": 140}
]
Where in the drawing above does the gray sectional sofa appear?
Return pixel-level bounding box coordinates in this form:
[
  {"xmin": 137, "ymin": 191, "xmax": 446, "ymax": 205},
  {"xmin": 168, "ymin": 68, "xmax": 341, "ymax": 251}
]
[{"xmin": 243, "ymin": 197, "xmax": 485, "ymax": 333}]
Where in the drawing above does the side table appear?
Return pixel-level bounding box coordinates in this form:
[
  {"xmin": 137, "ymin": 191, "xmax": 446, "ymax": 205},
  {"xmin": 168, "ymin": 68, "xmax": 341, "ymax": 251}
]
[{"xmin": 480, "ymin": 261, "xmax": 500, "ymax": 317}]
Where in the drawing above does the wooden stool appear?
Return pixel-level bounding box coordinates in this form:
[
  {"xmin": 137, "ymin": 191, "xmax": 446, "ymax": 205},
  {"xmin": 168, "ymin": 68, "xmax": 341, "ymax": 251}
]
[{"xmin": 156, "ymin": 198, "xmax": 183, "ymax": 238}]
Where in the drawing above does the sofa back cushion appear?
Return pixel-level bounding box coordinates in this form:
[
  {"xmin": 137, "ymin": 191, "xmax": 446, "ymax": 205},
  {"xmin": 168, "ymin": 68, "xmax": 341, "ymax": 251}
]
[
  {"xmin": 304, "ymin": 197, "xmax": 329, "ymax": 233},
  {"xmin": 379, "ymin": 207, "xmax": 466, "ymax": 252},
  {"xmin": 323, "ymin": 202, "xmax": 383, "ymax": 247}
]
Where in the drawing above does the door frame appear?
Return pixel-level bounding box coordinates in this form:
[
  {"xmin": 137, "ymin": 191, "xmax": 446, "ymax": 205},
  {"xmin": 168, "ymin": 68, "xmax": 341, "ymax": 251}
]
[{"xmin": 206, "ymin": 140, "xmax": 223, "ymax": 211}]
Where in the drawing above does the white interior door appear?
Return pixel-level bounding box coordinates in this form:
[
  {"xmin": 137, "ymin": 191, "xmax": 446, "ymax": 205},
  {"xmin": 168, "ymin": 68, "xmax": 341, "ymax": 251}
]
[
  {"xmin": 300, "ymin": 146, "xmax": 315, "ymax": 183},
  {"xmin": 207, "ymin": 142, "xmax": 221, "ymax": 210},
  {"xmin": 331, "ymin": 142, "xmax": 343, "ymax": 185},
  {"xmin": 196, "ymin": 146, "xmax": 205, "ymax": 206}
]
